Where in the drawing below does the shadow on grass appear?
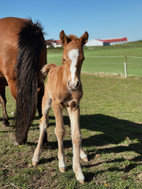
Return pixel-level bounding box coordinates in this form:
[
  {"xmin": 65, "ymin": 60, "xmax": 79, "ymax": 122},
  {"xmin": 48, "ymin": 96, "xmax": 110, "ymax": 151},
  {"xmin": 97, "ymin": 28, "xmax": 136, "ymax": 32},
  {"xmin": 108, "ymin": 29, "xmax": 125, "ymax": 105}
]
[
  {"xmin": 62, "ymin": 114, "xmax": 142, "ymax": 178},
  {"xmin": 79, "ymin": 114, "xmax": 142, "ymax": 150},
  {"xmin": 1, "ymin": 113, "xmax": 142, "ymax": 156},
  {"xmin": 38, "ymin": 157, "xmax": 57, "ymax": 165},
  {"xmin": 31, "ymin": 113, "xmax": 142, "ymax": 157}
]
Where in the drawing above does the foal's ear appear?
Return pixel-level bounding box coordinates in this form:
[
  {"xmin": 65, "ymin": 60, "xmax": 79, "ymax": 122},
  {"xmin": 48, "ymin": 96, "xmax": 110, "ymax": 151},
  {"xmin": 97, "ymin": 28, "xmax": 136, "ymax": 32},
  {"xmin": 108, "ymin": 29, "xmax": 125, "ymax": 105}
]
[
  {"xmin": 60, "ymin": 30, "xmax": 70, "ymax": 46},
  {"xmin": 79, "ymin": 31, "xmax": 89, "ymax": 46}
]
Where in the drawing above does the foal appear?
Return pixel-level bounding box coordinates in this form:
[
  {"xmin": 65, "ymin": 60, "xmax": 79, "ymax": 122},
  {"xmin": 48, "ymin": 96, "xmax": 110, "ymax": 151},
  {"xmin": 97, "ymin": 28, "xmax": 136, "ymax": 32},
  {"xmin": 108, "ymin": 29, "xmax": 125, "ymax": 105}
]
[{"xmin": 32, "ymin": 30, "xmax": 89, "ymax": 183}]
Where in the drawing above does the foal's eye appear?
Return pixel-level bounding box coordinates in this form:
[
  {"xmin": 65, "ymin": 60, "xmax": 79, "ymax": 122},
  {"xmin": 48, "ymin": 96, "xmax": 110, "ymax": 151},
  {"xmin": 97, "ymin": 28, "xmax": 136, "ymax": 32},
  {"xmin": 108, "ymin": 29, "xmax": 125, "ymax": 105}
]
[{"xmin": 63, "ymin": 58, "xmax": 66, "ymax": 62}]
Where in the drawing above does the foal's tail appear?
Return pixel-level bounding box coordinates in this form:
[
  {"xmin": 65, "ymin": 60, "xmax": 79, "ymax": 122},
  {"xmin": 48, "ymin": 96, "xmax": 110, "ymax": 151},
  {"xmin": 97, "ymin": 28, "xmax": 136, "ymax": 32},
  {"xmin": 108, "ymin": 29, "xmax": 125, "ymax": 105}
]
[
  {"xmin": 15, "ymin": 20, "xmax": 46, "ymax": 144},
  {"xmin": 42, "ymin": 64, "xmax": 56, "ymax": 77}
]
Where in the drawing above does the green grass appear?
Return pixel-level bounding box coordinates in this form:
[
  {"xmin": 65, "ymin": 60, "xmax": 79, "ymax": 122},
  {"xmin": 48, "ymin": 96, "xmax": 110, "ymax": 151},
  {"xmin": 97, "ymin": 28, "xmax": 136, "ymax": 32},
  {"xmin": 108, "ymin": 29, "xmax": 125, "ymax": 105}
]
[
  {"xmin": 83, "ymin": 46, "xmax": 142, "ymax": 76},
  {"xmin": 1, "ymin": 74, "xmax": 142, "ymax": 188},
  {"xmin": 47, "ymin": 42, "xmax": 142, "ymax": 77}
]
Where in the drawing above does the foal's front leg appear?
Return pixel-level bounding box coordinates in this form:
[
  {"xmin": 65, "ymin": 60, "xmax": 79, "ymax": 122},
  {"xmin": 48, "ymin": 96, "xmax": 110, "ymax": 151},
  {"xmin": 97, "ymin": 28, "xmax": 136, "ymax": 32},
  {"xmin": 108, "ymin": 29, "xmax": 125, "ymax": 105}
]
[
  {"xmin": 52, "ymin": 102, "xmax": 65, "ymax": 172},
  {"xmin": 67, "ymin": 106, "xmax": 85, "ymax": 184},
  {"xmin": 32, "ymin": 97, "xmax": 51, "ymax": 166}
]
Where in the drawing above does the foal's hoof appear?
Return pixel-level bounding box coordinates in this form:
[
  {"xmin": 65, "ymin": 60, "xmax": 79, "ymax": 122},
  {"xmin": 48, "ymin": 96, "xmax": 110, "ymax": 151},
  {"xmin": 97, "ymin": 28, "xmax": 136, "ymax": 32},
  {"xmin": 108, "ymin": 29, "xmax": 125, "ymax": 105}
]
[
  {"xmin": 82, "ymin": 157, "xmax": 88, "ymax": 162},
  {"xmin": 79, "ymin": 180, "xmax": 85, "ymax": 184},
  {"xmin": 32, "ymin": 161, "xmax": 38, "ymax": 166},
  {"xmin": 59, "ymin": 167, "xmax": 66, "ymax": 173}
]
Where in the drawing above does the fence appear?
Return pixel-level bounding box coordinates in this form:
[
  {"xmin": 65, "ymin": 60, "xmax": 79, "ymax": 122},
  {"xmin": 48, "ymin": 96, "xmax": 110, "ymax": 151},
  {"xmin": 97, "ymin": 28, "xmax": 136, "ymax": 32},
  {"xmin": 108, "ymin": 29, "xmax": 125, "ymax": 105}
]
[
  {"xmin": 47, "ymin": 52, "xmax": 142, "ymax": 78},
  {"xmin": 83, "ymin": 55, "xmax": 142, "ymax": 78}
]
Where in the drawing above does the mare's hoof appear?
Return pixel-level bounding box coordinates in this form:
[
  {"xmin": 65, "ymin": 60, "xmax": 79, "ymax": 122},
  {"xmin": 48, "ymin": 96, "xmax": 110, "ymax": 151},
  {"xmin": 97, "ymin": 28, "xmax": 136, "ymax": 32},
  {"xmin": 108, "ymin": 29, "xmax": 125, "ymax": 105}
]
[
  {"xmin": 2, "ymin": 120, "xmax": 10, "ymax": 127},
  {"xmin": 59, "ymin": 167, "xmax": 66, "ymax": 173},
  {"xmin": 13, "ymin": 138, "xmax": 27, "ymax": 145},
  {"xmin": 13, "ymin": 140, "xmax": 19, "ymax": 146}
]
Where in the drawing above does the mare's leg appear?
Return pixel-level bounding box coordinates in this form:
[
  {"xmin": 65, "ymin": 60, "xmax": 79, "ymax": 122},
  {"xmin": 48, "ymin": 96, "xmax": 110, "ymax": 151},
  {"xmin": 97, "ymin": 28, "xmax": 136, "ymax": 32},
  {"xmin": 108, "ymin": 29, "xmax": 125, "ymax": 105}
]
[
  {"xmin": 0, "ymin": 86, "xmax": 9, "ymax": 126},
  {"xmin": 37, "ymin": 83, "xmax": 44, "ymax": 118},
  {"xmin": 52, "ymin": 102, "xmax": 65, "ymax": 172},
  {"xmin": 8, "ymin": 81, "xmax": 17, "ymax": 100},
  {"xmin": 32, "ymin": 96, "xmax": 51, "ymax": 166},
  {"xmin": 67, "ymin": 106, "xmax": 85, "ymax": 184}
]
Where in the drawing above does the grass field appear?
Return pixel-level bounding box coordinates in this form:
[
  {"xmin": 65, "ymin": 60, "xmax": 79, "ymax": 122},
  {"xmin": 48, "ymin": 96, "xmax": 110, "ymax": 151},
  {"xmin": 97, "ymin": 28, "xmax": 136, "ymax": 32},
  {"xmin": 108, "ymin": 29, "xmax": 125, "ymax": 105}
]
[
  {"xmin": 1, "ymin": 43, "xmax": 142, "ymax": 188},
  {"xmin": 47, "ymin": 41, "xmax": 142, "ymax": 77},
  {"xmin": 1, "ymin": 74, "xmax": 142, "ymax": 188}
]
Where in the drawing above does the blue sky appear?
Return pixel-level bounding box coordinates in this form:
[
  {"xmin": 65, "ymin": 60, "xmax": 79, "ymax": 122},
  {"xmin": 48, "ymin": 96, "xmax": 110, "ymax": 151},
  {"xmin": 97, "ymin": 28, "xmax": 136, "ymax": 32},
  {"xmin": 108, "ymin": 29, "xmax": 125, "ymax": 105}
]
[{"xmin": 0, "ymin": 0, "xmax": 142, "ymax": 41}]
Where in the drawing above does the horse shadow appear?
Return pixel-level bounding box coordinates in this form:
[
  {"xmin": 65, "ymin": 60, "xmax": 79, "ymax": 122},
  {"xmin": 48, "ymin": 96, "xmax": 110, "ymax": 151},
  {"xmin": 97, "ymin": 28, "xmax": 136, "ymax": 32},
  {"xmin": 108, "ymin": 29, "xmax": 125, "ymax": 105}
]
[
  {"xmin": 79, "ymin": 114, "xmax": 142, "ymax": 150},
  {"xmin": 1, "ymin": 113, "xmax": 142, "ymax": 157},
  {"xmin": 62, "ymin": 113, "xmax": 142, "ymax": 180},
  {"xmin": 33, "ymin": 113, "xmax": 142, "ymax": 157},
  {"xmin": 79, "ymin": 114, "xmax": 142, "ymax": 180}
]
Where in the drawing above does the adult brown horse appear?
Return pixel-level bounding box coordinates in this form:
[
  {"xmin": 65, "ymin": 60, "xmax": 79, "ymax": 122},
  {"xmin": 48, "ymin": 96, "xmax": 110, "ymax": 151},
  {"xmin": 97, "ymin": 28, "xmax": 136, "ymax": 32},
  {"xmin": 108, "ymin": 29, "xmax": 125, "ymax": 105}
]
[{"xmin": 0, "ymin": 17, "xmax": 47, "ymax": 144}]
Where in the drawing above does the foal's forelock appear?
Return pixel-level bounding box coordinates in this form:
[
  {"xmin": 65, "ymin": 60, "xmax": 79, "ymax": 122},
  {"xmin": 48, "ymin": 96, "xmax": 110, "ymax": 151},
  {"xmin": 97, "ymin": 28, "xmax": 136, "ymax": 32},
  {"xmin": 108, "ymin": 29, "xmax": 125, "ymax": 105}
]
[{"xmin": 68, "ymin": 49, "xmax": 79, "ymax": 83}]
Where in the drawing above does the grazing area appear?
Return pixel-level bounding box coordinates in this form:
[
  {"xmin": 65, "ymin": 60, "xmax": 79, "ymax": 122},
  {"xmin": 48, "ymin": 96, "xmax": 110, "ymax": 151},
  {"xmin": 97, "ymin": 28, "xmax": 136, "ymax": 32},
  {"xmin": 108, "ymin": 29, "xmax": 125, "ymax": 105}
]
[
  {"xmin": 0, "ymin": 74, "xmax": 142, "ymax": 188},
  {"xmin": 48, "ymin": 41, "xmax": 142, "ymax": 77}
]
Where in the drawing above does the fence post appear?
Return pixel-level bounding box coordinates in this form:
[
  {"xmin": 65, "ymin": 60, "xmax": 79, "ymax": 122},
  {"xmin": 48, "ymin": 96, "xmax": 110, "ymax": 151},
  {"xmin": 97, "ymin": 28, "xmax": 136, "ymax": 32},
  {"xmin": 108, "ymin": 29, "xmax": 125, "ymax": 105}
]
[{"xmin": 124, "ymin": 56, "xmax": 127, "ymax": 78}]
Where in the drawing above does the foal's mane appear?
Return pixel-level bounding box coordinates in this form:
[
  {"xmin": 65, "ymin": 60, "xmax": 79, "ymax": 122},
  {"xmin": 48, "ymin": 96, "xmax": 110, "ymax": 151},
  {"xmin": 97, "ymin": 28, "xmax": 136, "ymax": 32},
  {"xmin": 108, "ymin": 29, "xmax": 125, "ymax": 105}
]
[
  {"xmin": 68, "ymin": 35, "xmax": 78, "ymax": 39},
  {"xmin": 68, "ymin": 35, "xmax": 79, "ymax": 42}
]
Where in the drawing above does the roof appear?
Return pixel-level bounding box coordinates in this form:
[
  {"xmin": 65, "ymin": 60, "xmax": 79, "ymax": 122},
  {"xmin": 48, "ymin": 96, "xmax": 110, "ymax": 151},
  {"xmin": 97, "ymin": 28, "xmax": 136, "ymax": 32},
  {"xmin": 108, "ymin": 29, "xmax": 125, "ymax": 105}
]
[
  {"xmin": 98, "ymin": 37, "xmax": 127, "ymax": 43},
  {"xmin": 45, "ymin": 39, "xmax": 61, "ymax": 44}
]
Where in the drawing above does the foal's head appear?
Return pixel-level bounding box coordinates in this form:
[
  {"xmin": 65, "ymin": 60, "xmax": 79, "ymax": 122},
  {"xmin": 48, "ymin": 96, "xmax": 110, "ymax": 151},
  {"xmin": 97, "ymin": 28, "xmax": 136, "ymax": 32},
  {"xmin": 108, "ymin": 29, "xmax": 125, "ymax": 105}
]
[{"xmin": 60, "ymin": 30, "xmax": 89, "ymax": 92}]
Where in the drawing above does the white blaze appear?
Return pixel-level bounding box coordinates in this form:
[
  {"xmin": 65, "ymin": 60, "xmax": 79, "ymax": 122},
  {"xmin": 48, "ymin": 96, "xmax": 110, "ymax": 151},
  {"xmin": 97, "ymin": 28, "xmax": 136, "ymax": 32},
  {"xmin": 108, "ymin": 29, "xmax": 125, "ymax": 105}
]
[{"xmin": 68, "ymin": 49, "xmax": 79, "ymax": 83}]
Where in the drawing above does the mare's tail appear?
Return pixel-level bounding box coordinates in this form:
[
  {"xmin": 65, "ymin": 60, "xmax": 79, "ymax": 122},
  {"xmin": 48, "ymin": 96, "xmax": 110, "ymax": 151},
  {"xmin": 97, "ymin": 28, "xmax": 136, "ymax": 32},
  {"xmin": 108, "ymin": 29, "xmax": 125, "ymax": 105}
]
[{"xmin": 15, "ymin": 20, "xmax": 46, "ymax": 144}]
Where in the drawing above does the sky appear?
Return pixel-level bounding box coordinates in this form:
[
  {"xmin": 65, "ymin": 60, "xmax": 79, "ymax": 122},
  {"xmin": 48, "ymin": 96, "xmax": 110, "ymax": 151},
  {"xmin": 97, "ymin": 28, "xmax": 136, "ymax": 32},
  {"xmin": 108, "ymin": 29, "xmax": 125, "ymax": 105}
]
[{"xmin": 0, "ymin": 0, "xmax": 142, "ymax": 41}]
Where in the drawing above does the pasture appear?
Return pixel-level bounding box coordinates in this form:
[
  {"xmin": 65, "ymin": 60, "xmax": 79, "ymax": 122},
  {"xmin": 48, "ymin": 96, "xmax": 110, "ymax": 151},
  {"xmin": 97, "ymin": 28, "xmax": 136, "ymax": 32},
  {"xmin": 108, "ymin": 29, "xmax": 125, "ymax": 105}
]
[
  {"xmin": 1, "ymin": 43, "xmax": 142, "ymax": 188},
  {"xmin": 48, "ymin": 41, "xmax": 142, "ymax": 77}
]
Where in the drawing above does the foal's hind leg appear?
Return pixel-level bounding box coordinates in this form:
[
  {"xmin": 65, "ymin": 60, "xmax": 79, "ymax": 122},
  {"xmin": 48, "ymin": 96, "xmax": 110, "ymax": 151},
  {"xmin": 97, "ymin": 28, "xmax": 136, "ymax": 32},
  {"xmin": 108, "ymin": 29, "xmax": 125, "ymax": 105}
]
[
  {"xmin": 0, "ymin": 86, "xmax": 9, "ymax": 126},
  {"xmin": 52, "ymin": 102, "xmax": 65, "ymax": 172},
  {"xmin": 32, "ymin": 96, "xmax": 51, "ymax": 166}
]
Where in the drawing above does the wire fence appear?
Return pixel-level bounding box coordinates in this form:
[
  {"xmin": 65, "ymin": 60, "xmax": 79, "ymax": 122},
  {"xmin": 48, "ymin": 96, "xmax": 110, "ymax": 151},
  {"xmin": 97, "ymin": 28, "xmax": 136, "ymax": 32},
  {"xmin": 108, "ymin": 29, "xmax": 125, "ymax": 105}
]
[
  {"xmin": 83, "ymin": 55, "xmax": 142, "ymax": 78},
  {"xmin": 47, "ymin": 53, "xmax": 142, "ymax": 78}
]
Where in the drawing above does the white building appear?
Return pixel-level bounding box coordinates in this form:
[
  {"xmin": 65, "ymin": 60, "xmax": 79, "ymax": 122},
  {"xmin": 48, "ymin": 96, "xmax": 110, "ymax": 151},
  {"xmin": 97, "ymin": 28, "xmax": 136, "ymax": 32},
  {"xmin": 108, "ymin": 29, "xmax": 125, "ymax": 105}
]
[
  {"xmin": 85, "ymin": 37, "xmax": 127, "ymax": 47},
  {"xmin": 85, "ymin": 39, "xmax": 103, "ymax": 47}
]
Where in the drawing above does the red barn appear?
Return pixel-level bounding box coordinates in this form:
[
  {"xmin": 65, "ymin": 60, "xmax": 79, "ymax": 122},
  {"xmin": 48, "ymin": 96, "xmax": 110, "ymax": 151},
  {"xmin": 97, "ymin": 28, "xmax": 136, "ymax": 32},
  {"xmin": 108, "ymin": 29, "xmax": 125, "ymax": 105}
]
[{"xmin": 98, "ymin": 37, "xmax": 127, "ymax": 46}]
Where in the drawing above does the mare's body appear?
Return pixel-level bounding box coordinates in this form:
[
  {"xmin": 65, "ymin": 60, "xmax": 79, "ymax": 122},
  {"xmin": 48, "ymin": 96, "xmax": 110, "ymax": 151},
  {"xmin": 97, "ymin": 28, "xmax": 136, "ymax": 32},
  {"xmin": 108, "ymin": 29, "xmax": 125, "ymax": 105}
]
[{"xmin": 0, "ymin": 17, "xmax": 47, "ymax": 144}]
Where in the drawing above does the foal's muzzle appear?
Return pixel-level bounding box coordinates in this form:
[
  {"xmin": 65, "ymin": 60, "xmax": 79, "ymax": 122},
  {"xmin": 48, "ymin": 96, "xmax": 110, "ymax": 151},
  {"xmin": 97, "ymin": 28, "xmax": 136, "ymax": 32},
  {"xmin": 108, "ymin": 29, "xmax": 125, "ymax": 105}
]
[{"xmin": 68, "ymin": 80, "xmax": 80, "ymax": 91}]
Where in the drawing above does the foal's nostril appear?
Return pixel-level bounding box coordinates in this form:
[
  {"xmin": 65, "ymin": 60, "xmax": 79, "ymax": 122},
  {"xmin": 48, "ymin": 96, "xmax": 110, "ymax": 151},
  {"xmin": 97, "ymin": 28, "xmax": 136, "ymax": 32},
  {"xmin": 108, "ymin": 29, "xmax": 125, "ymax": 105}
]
[{"xmin": 67, "ymin": 80, "xmax": 79, "ymax": 91}]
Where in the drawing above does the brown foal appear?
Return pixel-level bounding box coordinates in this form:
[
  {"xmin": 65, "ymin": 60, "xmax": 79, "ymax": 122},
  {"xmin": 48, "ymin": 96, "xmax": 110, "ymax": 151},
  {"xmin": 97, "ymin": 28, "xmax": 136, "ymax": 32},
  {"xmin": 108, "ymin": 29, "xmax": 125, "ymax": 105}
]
[{"xmin": 32, "ymin": 30, "xmax": 89, "ymax": 183}]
